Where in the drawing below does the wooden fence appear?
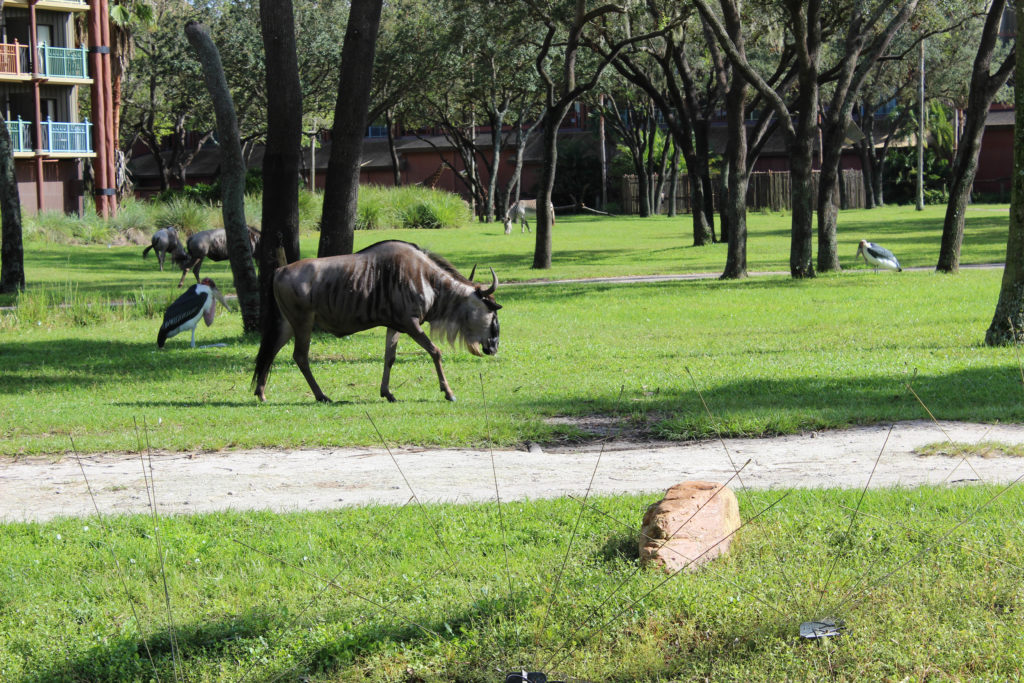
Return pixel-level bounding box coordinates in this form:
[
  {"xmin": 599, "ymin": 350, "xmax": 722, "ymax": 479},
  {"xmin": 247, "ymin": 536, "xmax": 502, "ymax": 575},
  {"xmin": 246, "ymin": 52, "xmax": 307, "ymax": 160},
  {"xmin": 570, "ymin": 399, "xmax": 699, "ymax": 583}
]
[{"xmin": 621, "ymin": 169, "xmax": 866, "ymax": 215}]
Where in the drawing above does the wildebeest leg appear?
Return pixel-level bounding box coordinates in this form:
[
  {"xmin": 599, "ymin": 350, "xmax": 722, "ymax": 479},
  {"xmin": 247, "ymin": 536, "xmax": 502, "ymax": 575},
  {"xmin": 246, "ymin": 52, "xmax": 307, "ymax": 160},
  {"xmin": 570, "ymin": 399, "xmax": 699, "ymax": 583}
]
[
  {"xmin": 253, "ymin": 319, "xmax": 294, "ymax": 402},
  {"xmin": 157, "ymin": 249, "xmax": 165, "ymax": 271},
  {"xmin": 380, "ymin": 327, "xmax": 401, "ymax": 402},
  {"xmin": 522, "ymin": 216, "xmax": 530, "ymax": 234},
  {"xmin": 292, "ymin": 319, "xmax": 331, "ymax": 403},
  {"xmin": 191, "ymin": 257, "xmax": 204, "ymax": 283},
  {"xmin": 177, "ymin": 258, "xmax": 199, "ymax": 287},
  {"xmin": 405, "ymin": 323, "xmax": 456, "ymax": 402}
]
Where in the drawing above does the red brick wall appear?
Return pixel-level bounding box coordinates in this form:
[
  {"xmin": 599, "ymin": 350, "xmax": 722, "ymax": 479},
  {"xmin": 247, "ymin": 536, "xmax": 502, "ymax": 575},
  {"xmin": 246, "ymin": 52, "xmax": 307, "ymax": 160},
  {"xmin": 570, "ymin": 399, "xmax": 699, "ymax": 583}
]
[{"xmin": 974, "ymin": 126, "xmax": 1013, "ymax": 196}]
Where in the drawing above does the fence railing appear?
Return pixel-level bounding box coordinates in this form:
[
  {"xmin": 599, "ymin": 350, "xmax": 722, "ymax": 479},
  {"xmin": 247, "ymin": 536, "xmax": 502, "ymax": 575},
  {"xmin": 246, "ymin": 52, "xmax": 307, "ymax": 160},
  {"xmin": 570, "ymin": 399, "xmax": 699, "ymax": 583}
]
[
  {"xmin": 0, "ymin": 41, "xmax": 89, "ymax": 78},
  {"xmin": 621, "ymin": 170, "xmax": 867, "ymax": 215},
  {"xmin": 5, "ymin": 118, "xmax": 32, "ymax": 152},
  {"xmin": 37, "ymin": 44, "xmax": 89, "ymax": 79},
  {"xmin": 0, "ymin": 42, "xmax": 21, "ymax": 74},
  {"xmin": 4, "ymin": 118, "xmax": 92, "ymax": 153},
  {"xmin": 41, "ymin": 118, "xmax": 92, "ymax": 153}
]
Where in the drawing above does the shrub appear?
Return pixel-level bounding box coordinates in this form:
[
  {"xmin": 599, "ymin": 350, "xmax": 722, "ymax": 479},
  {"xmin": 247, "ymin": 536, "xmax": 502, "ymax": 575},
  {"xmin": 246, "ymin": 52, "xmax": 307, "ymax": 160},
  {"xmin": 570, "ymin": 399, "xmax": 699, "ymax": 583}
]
[
  {"xmin": 109, "ymin": 198, "xmax": 156, "ymax": 233},
  {"xmin": 883, "ymin": 147, "xmax": 951, "ymax": 206},
  {"xmin": 356, "ymin": 185, "xmax": 470, "ymax": 230},
  {"xmin": 297, "ymin": 190, "xmax": 323, "ymax": 232},
  {"xmin": 356, "ymin": 193, "xmax": 395, "ymax": 230},
  {"xmin": 155, "ymin": 197, "xmax": 215, "ymax": 237},
  {"xmin": 23, "ymin": 211, "xmax": 114, "ymax": 244},
  {"xmin": 243, "ymin": 193, "xmax": 263, "ymax": 229}
]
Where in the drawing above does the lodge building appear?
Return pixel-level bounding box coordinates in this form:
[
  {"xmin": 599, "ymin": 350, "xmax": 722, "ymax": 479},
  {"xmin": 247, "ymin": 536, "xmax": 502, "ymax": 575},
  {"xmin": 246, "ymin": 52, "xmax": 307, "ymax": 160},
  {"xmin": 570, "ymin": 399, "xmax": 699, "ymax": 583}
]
[{"xmin": 0, "ymin": 0, "xmax": 116, "ymax": 215}]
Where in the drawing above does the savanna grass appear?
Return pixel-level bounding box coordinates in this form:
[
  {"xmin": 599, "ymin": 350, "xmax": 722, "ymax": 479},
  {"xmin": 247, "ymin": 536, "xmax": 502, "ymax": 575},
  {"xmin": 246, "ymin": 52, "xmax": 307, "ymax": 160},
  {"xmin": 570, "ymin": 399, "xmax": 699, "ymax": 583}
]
[
  {"xmin": 5, "ymin": 203, "xmax": 1009, "ymax": 310},
  {"xmin": 154, "ymin": 197, "xmax": 215, "ymax": 237},
  {"xmin": 0, "ymin": 203, "xmax": 1018, "ymax": 455},
  {"xmin": 356, "ymin": 184, "xmax": 473, "ymax": 230},
  {"xmin": 0, "ymin": 266, "xmax": 1021, "ymax": 455},
  {"xmin": 1, "ymin": 484, "xmax": 1021, "ymax": 681}
]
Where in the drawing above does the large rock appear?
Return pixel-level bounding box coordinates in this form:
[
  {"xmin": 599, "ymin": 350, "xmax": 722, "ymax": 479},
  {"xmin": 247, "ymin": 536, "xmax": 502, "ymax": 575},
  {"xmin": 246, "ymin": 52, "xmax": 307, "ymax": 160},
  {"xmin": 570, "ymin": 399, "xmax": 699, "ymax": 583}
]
[{"xmin": 639, "ymin": 481, "xmax": 741, "ymax": 572}]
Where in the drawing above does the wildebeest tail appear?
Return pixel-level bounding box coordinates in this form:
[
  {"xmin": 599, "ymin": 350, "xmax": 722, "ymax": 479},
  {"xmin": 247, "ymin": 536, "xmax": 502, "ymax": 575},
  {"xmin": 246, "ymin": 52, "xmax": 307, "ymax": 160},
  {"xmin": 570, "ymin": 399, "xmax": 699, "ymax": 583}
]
[
  {"xmin": 251, "ymin": 258, "xmax": 285, "ymax": 395},
  {"xmin": 142, "ymin": 245, "xmax": 152, "ymax": 259}
]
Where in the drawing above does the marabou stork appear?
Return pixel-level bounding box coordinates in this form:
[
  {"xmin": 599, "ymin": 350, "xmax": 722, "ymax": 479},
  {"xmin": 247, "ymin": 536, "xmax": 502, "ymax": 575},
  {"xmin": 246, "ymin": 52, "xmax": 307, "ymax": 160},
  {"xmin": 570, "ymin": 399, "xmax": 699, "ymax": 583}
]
[
  {"xmin": 856, "ymin": 240, "xmax": 902, "ymax": 272},
  {"xmin": 157, "ymin": 278, "xmax": 231, "ymax": 349}
]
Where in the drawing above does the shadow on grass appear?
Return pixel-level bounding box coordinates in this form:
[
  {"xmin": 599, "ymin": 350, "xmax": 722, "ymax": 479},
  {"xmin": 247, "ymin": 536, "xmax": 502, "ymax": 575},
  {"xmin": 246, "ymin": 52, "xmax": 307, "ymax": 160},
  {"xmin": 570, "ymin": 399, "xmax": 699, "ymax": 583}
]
[
  {"xmin": 20, "ymin": 587, "xmax": 538, "ymax": 682},
  {"xmin": 3, "ymin": 329, "xmax": 1024, "ymax": 432}
]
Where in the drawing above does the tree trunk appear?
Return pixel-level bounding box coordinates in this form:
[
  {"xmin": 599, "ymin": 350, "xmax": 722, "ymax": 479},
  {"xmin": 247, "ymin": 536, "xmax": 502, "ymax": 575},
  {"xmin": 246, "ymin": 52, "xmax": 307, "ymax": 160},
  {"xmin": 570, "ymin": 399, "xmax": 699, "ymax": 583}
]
[
  {"xmin": 985, "ymin": 4, "xmax": 1024, "ymax": 345},
  {"xmin": 258, "ymin": 0, "xmax": 302, "ymax": 332},
  {"xmin": 502, "ymin": 116, "xmax": 537, "ymax": 213},
  {"xmin": 789, "ymin": 3, "xmax": 819, "ymax": 279},
  {"xmin": 485, "ymin": 111, "xmax": 506, "ymax": 223},
  {"xmin": 938, "ymin": 109, "xmax": 986, "ymax": 273},
  {"xmin": 858, "ymin": 141, "xmax": 875, "ymax": 209},
  {"xmin": 637, "ymin": 162, "xmax": 651, "ymax": 217},
  {"xmin": 533, "ymin": 111, "xmax": 563, "ymax": 269},
  {"xmin": 0, "ymin": 114, "xmax": 24, "ymax": 294},
  {"xmin": 719, "ymin": 159, "xmax": 731, "ymax": 244},
  {"xmin": 598, "ymin": 94, "xmax": 607, "ymax": 209},
  {"xmin": 938, "ymin": 0, "xmax": 1013, "ymax": 273},
  {"xmin": 858, "ymin": 110, "xmax": 876, "ymax": 209},
  {"xmin": 816, "ymin": 118, "xmax": 843, "ymax": 272},
  {"xmin": 184, "ymin": 21, "xmax": 260, "ymax": 333},
  {"xmin": 721, "ymin": 61, "xmax": 747, "ymax": 278},
  {"xmin": 318, "ymin": 0, "xmax": 383, "ymax": 257},
  {"xmin": 653, "ymin": 136, "xmax": 670, "ymax": 214},
  {"xmin": 385, "ymin": 108, "xmax": 401, "ymax": 187},
  {"xmin": 694, "ymin": 120, "xmax": 716, "ymax": 242},
  {"xmin": 789, "ymin": 112, "xmax": 816, "ymax": 278},
  {"xmin": 667, "ymin": 146, "xmax": 679, "ymax": 218}
]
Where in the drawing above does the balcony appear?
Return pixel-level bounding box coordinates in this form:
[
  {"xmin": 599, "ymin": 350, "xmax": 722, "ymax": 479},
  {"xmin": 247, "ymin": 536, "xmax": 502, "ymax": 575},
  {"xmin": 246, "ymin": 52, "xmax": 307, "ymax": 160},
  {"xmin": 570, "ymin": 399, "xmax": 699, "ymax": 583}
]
[
  {"xmin": 6, "ymin": 117, "xmax": 92, "ymax": 155},
  {"xmin": 38, "ymin": 45, "xmax": 89, "ymax": 79},
  {"xmin": 0, "ymin": 42, "xmax": 90, "ymax": 80},
  {"xmin": 6, "ymin": 118, "xmax": 32, "ymax": 152},
  {"xmin": 2, "ymin": 0, "xmax": 90, "ymax": 12}
]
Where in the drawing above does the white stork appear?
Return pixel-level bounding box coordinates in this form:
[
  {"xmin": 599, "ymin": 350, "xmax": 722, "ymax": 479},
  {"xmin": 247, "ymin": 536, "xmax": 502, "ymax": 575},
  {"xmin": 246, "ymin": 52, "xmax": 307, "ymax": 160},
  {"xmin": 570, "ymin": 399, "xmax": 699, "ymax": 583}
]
[
  {"xmin": 157, "ymin": 278, "xmax": 231, "ymax": 349},
  {"xmin": 856, "ymin": 240, "xmax": 902, "ymax": 272}
]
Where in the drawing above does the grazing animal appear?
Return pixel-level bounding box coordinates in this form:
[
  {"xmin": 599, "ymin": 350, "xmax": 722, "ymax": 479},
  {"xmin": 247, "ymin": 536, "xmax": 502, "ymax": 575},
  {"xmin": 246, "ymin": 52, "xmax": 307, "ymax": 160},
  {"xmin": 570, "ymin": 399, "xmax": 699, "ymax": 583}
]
[
  {"xmin": 158, "ymin": 278, "xmax": 231, "ymax": 348},
  {"xmin": 856, "ymin": 239, "xmax": 902, "ymax": 272},
  {"xmin": 503, "ymin": 199, "xmax": 555, "ymax": 234},
  {"xmin": 142, "ymin": 226, "xmax": 186, "ymax": 272},
  {"xmin": 252, "ymin": 240, "xmax": 502, "ymax": 403},
  {"xmin": 177, "ymin": 227, "xmax": 261, "ymax": 287}
]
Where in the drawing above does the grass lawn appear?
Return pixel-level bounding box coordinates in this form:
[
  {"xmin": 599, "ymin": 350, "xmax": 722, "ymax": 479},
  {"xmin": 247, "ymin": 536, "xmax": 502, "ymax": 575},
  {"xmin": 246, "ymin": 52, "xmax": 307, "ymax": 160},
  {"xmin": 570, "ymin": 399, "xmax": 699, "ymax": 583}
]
[
  {"xmin": 1, "ymin": 485, "xmax": 1021, "ymax": 681},
  {"xmin": 2, "ymin": 203, "xmax": 1022, "ymax": 681},
  {"xmin": 0, "ymin": 260, "xmax": 1021, "ymax": 455},
  {"xmin": 0, "ymin": 204, "xmax": 1010, "ymax": 308}
]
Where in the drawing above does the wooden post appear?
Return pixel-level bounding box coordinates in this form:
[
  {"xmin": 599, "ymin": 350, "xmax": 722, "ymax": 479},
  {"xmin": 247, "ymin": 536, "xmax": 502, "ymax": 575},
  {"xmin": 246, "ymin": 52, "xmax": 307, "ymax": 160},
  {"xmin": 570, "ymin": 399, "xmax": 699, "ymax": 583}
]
[
  {"xmin": 87, "ymin": 0, "xmax": 108, "ymax": 216},
  {"xmin": 29, "ymin": 0, "xmax": 43, "ymax": 212},
  {"xmin": 99, "ymin": 0, "xmax": 116, "ymax": 215}
]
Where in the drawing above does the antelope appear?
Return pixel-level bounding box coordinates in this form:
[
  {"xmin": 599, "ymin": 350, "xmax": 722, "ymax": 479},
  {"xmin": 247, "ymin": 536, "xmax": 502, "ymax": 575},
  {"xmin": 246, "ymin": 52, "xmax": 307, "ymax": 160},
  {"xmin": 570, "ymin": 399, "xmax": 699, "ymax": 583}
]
[{"xmin": 503, "ymin": 199, "xmax": 555, "ymax": 234}]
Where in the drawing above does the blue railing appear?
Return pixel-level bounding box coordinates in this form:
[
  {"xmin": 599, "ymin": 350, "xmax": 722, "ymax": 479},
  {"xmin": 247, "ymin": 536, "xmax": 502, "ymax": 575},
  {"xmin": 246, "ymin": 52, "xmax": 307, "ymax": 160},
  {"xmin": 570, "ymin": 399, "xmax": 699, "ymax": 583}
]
[
  {"xmin": 4, "ymin": 118, "xmax": 92, "ymax": 153},
  {"xmin": 5, "ymin": 118, "xmax": 32, "ymax": 152},
  {"xmin": 37, "ymin": 44, "xmax": 88, "ymax": 78},
  {"xmin": 41, "ymin": 118, "xmax": 92, "ymax": 153}
]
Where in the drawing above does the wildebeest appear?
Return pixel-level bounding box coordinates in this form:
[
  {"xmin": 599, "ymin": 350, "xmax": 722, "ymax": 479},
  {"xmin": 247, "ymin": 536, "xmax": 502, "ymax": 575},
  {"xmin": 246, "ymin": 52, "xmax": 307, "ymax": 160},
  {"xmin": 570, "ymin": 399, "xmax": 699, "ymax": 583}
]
[
  {"xmin": 142, "ymin": 226, "xmax": 187, "ymax": 271},
  {"xmin": 251, "ymin": 240, "xmax": 501, "ymax": 403},
  {"xmin": 503, "ymin": 199, "xmax": 555, "ymax": 234},
  {"xmin": 177, "ymin": 226, "xmax": 261, "ymax": 286}
]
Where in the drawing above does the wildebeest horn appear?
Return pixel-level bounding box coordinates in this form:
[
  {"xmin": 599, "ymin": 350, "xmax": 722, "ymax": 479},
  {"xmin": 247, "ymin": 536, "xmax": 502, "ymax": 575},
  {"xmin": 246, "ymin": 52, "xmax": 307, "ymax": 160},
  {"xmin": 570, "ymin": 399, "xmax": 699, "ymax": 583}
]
[
  {"xmin": 468, "ymin": 264, "xmax": 477, "ymax": 282},
  {"xmin": 482, "ymin": 267, "xmax": 497, "ymax": 295}
]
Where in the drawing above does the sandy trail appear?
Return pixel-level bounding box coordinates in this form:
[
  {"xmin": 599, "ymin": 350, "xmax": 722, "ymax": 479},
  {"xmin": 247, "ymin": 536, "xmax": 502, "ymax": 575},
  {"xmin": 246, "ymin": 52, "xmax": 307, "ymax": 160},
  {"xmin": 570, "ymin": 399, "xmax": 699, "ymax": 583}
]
[{"xmin": 2, "ymin": 420, "xmax": 1024, "ymax": 523}]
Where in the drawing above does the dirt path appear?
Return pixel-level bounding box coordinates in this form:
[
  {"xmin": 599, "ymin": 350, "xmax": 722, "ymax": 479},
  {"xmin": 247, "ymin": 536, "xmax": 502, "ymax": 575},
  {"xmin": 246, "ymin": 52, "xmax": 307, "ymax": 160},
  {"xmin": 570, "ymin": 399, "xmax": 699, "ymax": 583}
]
[{"xmin": 3, "ymin": 420, "xmax": 1024, "ymax": 522}]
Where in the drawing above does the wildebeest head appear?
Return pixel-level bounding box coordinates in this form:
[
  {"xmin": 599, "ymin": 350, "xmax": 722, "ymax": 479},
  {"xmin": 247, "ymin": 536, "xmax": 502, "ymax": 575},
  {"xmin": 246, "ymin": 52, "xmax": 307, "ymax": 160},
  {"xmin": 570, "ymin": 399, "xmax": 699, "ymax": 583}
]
[{"xmin": 435, "ymin": 265, "xmax": 501, "ymax": 357}]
